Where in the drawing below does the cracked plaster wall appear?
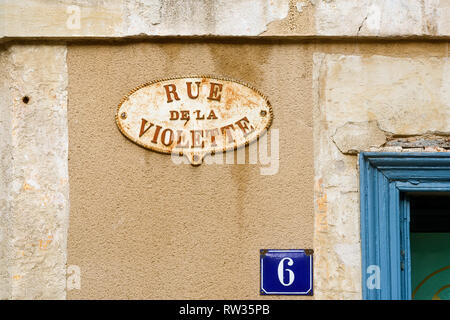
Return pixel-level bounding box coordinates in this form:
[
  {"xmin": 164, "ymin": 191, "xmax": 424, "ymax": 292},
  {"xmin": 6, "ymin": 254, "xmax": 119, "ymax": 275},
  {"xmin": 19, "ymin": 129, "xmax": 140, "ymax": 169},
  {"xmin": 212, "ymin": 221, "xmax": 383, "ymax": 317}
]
[
  {"xmin": 0, "ymin": 45, "xmax": 69, "ymax": 299},
  {"xmin": 0, "ymin": 0, "xmax": 449, "ymax": 301},
  {"xmin": 1, "ymin": 0, "xmax": 449, "ymax": 41},
  {"xmin": 313, "ymin": 53, "xmax": 450, "ymax": 299}
]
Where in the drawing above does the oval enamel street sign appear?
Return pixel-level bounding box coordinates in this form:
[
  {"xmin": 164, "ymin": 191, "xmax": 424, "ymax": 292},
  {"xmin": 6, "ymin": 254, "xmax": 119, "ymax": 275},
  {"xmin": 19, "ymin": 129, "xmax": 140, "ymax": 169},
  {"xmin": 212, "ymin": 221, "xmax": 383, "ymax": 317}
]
[{"xmin": 116, "ymin": 76, "xmax": 273, "ymax": 165}]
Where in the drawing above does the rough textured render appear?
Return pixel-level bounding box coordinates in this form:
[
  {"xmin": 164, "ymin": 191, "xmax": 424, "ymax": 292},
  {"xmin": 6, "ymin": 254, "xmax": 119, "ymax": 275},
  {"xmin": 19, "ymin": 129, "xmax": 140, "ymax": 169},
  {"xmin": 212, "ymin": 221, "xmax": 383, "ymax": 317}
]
[
  {"xmin": 1, "ymin": 0, "xmax": 449, "ymax": 40},
  {"xmin": 313, "ymin": 53, "xmax": 450, "ymax": 299},
  {"xmin": 0, "ymin": 45, "xmax": 69, "ymax": 299}
]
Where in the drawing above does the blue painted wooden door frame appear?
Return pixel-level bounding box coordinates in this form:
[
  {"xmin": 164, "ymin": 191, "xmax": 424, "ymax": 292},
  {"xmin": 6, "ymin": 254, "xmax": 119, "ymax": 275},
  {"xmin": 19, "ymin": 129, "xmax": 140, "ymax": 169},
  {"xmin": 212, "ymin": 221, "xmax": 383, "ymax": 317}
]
[{"xmin": 359, "ymin": 152, "xmax": 450, "ymax": 300}]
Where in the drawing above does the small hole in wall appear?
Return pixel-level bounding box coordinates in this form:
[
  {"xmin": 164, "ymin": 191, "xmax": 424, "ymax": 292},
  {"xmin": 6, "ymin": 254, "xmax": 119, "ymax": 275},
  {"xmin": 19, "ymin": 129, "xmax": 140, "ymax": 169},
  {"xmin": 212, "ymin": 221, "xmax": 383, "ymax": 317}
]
[{"xmin": 22, "ymin": 96, "xmax": 30, "ymax": 104}]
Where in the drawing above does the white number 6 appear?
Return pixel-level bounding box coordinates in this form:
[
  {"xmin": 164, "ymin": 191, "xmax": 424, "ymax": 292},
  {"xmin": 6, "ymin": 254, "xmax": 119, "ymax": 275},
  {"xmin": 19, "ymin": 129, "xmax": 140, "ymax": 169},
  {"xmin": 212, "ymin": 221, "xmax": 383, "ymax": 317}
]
[{"xmin": 277, "ymin": 258, "xmax": 295, "ymax": 286}]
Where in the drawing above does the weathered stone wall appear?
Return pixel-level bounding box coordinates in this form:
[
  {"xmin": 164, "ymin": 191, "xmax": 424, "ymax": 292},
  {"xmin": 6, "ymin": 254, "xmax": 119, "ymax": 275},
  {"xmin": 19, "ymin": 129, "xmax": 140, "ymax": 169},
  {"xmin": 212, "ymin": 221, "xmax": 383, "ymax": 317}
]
[
  {"xmin": 0, "ymin": 0, "xmax": 449, "ymax": 300},
  {"xmin": 65, "ymin": 42, "xmax": 314, "ymax": 299},
  {"xmin": 0, "ymin": 45, "xmax": 13, "ymax": 299},
  {"xmin": 0, "ymin": 45, "xmax": 69, "ymax": 299},
  {"xmin": 313, "ymin": 53, "xmax": 449, "ymax": 299}
]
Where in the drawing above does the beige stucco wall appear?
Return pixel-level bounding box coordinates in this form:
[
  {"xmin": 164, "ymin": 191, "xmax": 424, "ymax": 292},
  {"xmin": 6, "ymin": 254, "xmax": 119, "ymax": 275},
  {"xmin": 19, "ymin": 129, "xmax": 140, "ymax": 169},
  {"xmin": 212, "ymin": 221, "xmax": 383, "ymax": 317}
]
[
  {"xmin": 2, "ymin": 0, "xmax": 449, "ymax": 40},
  {"xmin": 66, "ymin": 42, "xmax": 314, "ymax": 299},
  {"xmin": 0, "ymin": 44, "xmax": 69, "ymax": 299}
]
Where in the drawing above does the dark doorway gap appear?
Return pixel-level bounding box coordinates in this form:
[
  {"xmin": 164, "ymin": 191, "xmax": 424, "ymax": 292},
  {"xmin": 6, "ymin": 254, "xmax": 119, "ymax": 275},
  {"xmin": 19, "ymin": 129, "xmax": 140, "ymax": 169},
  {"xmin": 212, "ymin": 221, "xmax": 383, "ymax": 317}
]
[{"xmin": 410, "ymin": 194, "xmax": 450, "ymax": 233}]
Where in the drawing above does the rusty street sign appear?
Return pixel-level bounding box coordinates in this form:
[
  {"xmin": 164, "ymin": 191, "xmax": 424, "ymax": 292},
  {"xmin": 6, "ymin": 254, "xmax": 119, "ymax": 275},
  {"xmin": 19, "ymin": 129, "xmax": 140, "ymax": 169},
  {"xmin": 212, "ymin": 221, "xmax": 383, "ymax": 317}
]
[{"xmin": 116, "ymin": 76, "xmax": 273, "ymax": 165}]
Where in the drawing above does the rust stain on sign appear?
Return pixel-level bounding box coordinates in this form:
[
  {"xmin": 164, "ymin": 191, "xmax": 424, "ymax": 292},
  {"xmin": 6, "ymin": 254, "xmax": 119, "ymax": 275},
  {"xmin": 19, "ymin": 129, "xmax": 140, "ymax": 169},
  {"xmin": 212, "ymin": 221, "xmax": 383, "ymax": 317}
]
[{"xmin": 116, "ymin": 76, "xmax": 273, "ymax": 165}]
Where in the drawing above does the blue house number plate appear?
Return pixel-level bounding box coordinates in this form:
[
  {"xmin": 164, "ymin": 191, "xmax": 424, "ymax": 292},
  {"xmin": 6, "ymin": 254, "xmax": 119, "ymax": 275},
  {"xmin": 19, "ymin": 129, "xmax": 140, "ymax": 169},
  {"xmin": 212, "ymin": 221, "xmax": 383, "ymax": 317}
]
[{"xmin": 260, "ymin": 249, "xmax": 313, "ymax": 295}]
